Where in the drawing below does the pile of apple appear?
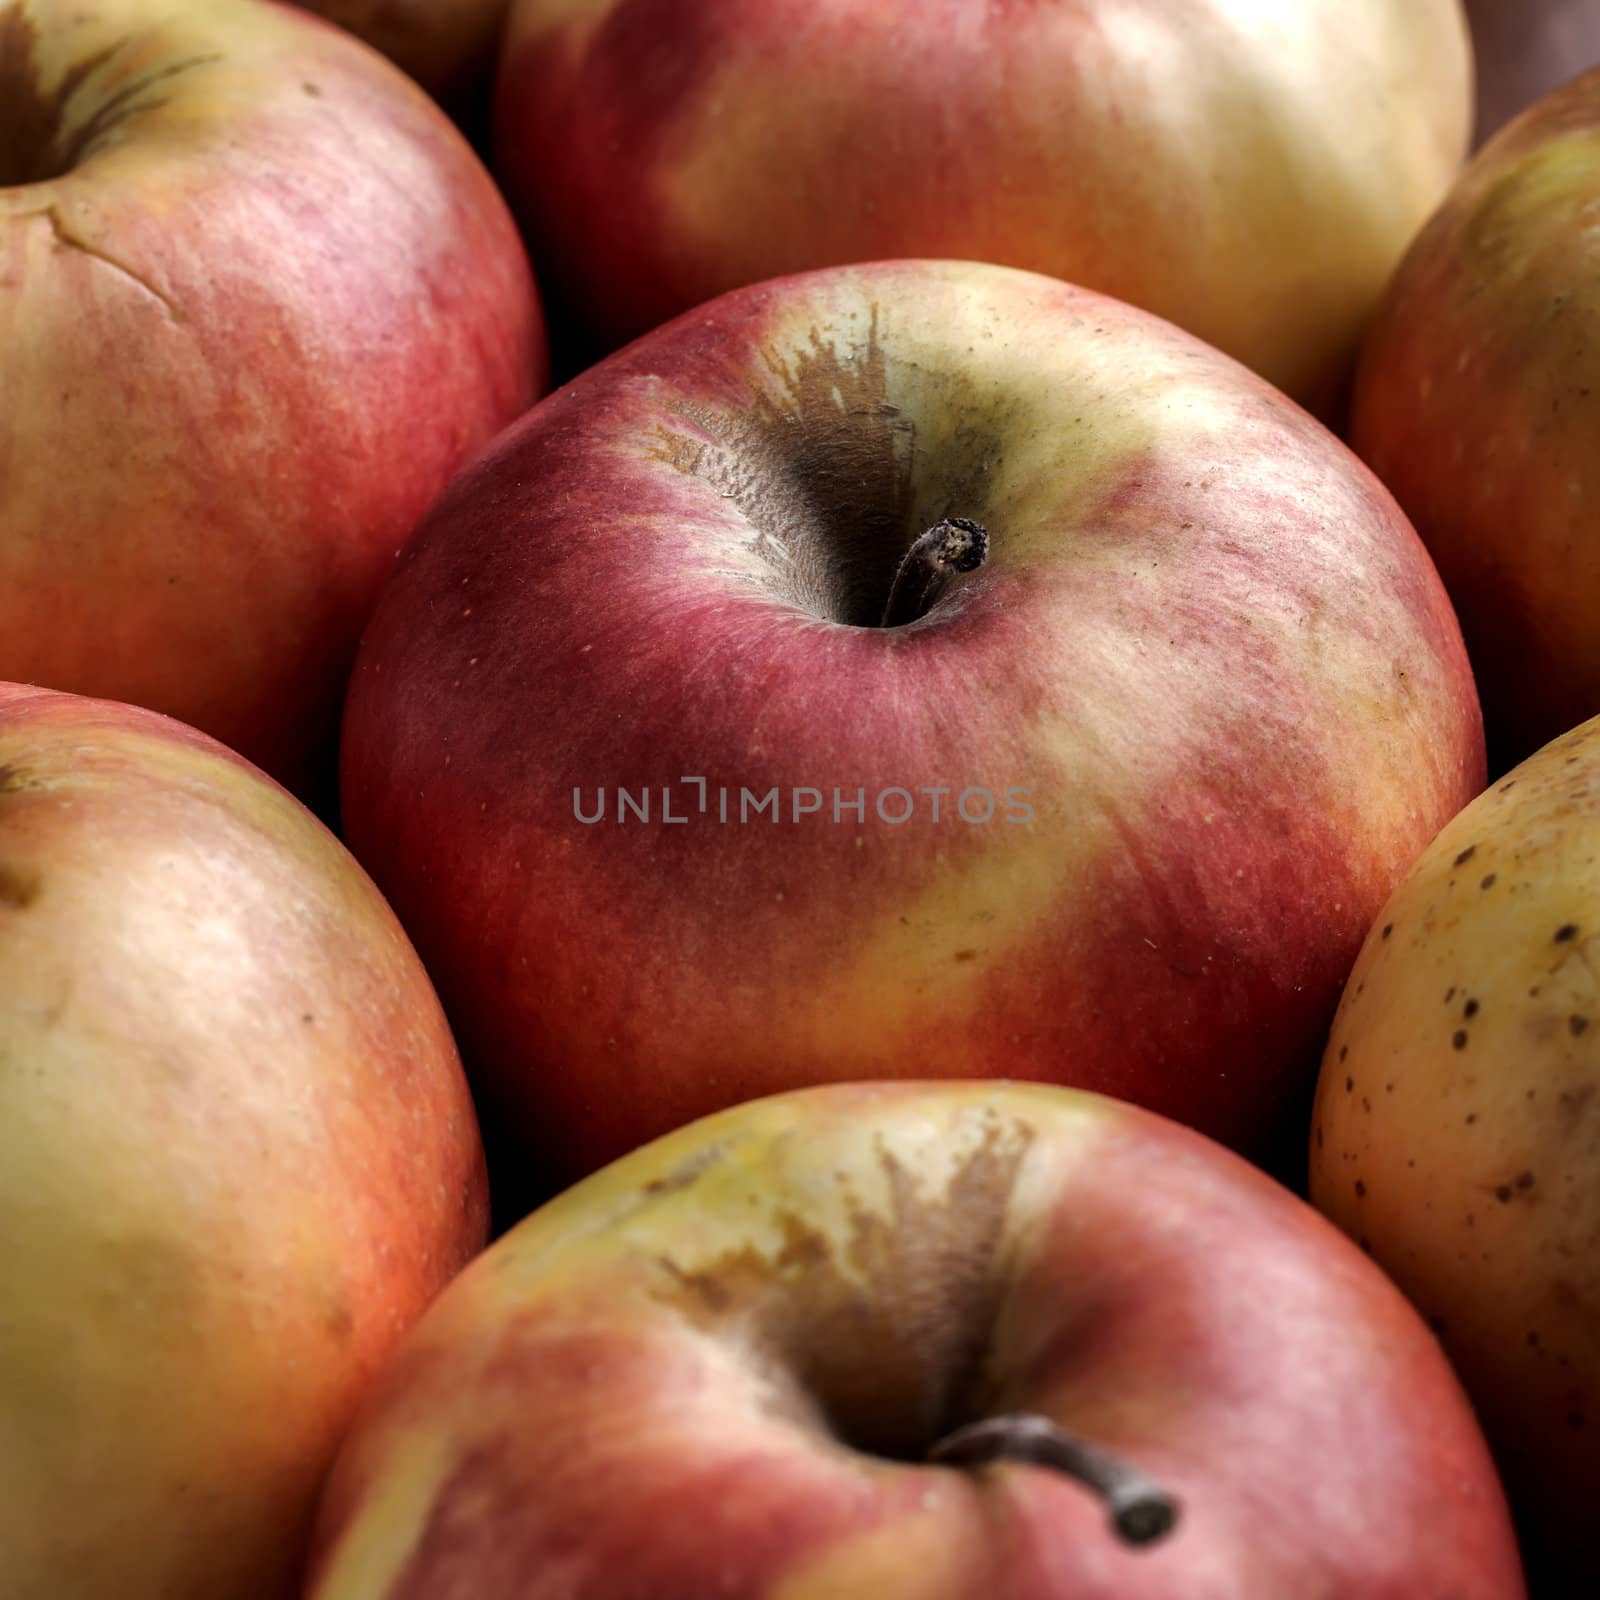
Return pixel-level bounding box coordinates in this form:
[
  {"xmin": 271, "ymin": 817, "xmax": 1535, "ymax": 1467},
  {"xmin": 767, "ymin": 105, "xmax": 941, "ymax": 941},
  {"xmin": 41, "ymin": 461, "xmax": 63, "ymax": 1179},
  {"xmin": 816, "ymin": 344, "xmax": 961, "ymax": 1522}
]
[{"xmin": 3, "ymin": 2, "xmax": 1598, "ymax": 1597}]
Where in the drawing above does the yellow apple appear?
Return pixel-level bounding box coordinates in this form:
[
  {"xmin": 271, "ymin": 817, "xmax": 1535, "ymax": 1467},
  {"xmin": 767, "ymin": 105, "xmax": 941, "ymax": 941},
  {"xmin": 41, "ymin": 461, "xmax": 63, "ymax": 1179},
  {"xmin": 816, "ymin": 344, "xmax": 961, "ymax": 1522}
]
[
  {"xmin": 1312, "ymin": 714, "xmax": 1600, "ymax": 1584},
  {"xmin": 0, "ymin": 684, "xmax": 489, "ymax": 1599}
]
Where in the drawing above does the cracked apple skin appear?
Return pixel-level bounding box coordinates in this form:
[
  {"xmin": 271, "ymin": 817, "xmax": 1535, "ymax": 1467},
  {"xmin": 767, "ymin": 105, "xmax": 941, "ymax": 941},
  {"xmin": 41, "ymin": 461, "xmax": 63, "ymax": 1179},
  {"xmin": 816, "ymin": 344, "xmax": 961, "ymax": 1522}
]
[
  {"xmin": 304, "ymin": 1082, "xmax": 1525, "ymax": 1600},
  {"xmin": 493, "ymin": 0, "xmax": 1470, "ymax": 411},
  {"xmin": 0, "ymin": 0, "xmax": 544, "ymax": 794},
  {"xmin": 0, "ymin": 683, "xmax": 489, "ymax": 1600},
  {"xmin": 339, "ymin": 259, "xmax": 1485, "ymax": 1182},
  {"xmin": 1312, "ymin": 714, "xmax": 1600, "ymax": 1587},
  {"xmin": 1351, "ymin": 67, "xmax": 1600, "ymax": 770}
]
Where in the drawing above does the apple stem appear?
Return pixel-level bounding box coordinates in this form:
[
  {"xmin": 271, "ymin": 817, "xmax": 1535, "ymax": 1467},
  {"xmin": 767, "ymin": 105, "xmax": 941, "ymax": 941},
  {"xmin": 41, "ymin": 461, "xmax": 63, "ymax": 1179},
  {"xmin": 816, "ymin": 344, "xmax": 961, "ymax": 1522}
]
[
  {"xmin": 879, "ymin": 517, "xmax": 989, "ymax": 627},
  {"xmin": 926, "ymin": 1413, "xmax": 1180, "ymax": 1547}
]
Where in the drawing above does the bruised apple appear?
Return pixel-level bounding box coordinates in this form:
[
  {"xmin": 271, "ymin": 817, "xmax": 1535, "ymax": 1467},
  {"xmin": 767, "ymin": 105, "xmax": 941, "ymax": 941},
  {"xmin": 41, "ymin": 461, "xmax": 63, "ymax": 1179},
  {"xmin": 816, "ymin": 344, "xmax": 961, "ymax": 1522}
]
[
  {"xmin": 304, "ymin": 1082, "xmax": 1525, "ymax": 1600},
  {"xmin": 0, "ymin": 684, "xmax": 489, "ymax": 1600},
  {"xmin": 340, "ymin": 260, "xmax": 1485, "ymax": 1180}
]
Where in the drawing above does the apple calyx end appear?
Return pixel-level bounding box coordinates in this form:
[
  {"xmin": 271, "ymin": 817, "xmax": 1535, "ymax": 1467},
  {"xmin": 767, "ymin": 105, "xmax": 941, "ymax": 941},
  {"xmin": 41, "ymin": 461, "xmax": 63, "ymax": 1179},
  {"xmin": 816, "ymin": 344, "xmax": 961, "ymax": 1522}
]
[
  {"xmin": 926, "ymin": 1412, "xmax": 1180, "ymax": 1549},
  {"xmin": 878, "ymin": 516, "xmax": 990, "ymax": 627}
]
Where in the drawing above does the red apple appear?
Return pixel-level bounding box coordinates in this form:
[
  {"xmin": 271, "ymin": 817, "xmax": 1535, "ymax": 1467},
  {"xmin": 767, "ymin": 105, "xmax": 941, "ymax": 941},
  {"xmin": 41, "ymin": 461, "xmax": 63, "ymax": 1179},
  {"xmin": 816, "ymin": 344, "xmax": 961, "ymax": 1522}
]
[
  {"xmin": 0, "ymin": 682, "xmax": 489, "ymax": 1600},
  {"xmin": 339, "ymin": 259, "xmax": 1485, "ymax": 1181},
  {"xmin": 1464, "ymin": 0, "xmax": 1600, "ymax": 146},
  {"xmin": 0, "ymin": 0, "xmax": 545, "ymax": 794},
  {"xmin": 293, "ymin": 0, "xmax": 511, "ymax": 108},
  {"xmin": 303, "ymin": 1081, "xmax": 1525, "ymax": 1599},
  {"xmin": 492, "ymin": 0, "xmax": 1471, "ymax": 412},
  {"xmin": 1311, "ymin": 713, "xmax": 1600, "ymax": 1588},
  {"xmin": 1350, "ymin": 66, "xmax": 1600, "ymax": 770}
]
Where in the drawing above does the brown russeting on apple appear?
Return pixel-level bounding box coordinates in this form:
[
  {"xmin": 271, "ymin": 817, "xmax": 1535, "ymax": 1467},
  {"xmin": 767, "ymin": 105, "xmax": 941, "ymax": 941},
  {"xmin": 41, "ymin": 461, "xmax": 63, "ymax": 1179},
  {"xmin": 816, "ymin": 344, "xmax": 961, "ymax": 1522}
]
[{"xmin": 645, "ymin": 308, "xmax": 1006, "ymax": 629}]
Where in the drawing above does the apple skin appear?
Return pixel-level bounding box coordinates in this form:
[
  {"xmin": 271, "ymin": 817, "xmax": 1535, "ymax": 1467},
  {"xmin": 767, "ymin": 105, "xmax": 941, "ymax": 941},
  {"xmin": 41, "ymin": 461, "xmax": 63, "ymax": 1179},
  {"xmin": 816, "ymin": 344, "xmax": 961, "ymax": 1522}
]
[
  {"xmin": 0, "ymin": 683, "xmax": 490, "ymax": 1600},
  {"xmin": 303, "ymin": 1081, "xmax": 1525, "ymax": 1600},
  {"xmin": 1350, "ymin": 68, "xmax": 1600, "ymax": 772},
  {"xmin": 492, "ymin": 0, "xmax": 1470, "ymax": 411},
  {"xmin": 1311, "ymin": 714, "xmax": 1600, "ymax": 1588},
  {"xmin": 0, "ymin": 0, "xmax": 545, "ymax": 794},
  {"xmin": 340, "ymin": 259, "xmax": 1485, "ymax": 1181},
  {"xmin": 293, "ymin": 0, "xmax": 511, "ymax": 107},
  {"xmin": 1464, "ymin": 0, "xmax": 1600, "ymax": 146}
]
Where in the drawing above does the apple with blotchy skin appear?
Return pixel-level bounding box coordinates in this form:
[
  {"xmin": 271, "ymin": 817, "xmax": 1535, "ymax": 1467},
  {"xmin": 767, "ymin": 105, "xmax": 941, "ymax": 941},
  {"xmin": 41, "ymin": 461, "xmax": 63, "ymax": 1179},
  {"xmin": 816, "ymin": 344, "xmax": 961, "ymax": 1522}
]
[
  {"xmin": 1351, "ymin": 67, "xmax": 1600, "ymax": 771},
  {"xmin": 303, "ymin": 1081, "xmax": 1525, "ymax": 1600},
  {"xmin": 0, "ymin": 683, "xmax": 489, "ymax": 1600},
  {"xmin": 0, "ymin": 0, "xmax": 544, "ymax": 795},
  {"xmin": 1311, "ymin": 713, "xmax": 1600, "ymax": 1589},
  {"xmin": 492, "ymin": 0, "xmax": 1470, "ymax": 411},
  {"xmin": 1464, "ymin": 0, "xmax": 1600, "ymax": 146},
  {"xmin": 295, "ymin": 0, "xmax": 511, "ymax": 108},
  {"xmin": 340, "ymin": 259, "xmax": 1485, "ymax": 1182}
]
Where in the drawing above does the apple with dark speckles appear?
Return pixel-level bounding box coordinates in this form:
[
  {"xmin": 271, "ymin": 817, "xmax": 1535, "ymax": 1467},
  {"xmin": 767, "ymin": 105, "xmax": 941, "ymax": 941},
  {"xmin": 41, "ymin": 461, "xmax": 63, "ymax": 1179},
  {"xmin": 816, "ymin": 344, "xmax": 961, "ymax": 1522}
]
[
  {"xmin": 1312, "ymin": 712, "xmax": 1600, "ymax": 1587},
  {"xmin": 304, "ymin": 1081, "xmax": 1525, "ymax": 1600}
]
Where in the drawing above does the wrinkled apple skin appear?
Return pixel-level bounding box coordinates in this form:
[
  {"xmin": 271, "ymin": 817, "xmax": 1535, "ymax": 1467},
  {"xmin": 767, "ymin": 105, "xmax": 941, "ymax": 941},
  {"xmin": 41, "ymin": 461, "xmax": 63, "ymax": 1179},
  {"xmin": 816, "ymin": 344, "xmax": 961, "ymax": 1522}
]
[
  {"xmin": 294, "ymin": 0, "xmax": 511, "ymax": 106},
  {"xmin": 1312, "ymin": 714, "xmax": 1600, "ymax": 1587},
  {"xmin": 0, "ymin": 683, "xmax": 490, "ymax": 1600},
  {"xmin": 304, "ymin": 1082, "xmax": 1524, "ymax": 1600},
  {"xmin": 1350, "ymin": 68, "xmax": 1600, "ymax": 771},
  {"xmin": 1465, "ymin": 0, "xmax": 1600, "ymax": 146},
  {"xmin": 493, "ymin": 0, "xmax": 1469, "ymax": 410},
  {"xmin": 0, "ymin": 0, "xmax": 544, "ymax": 794},
  {"xmin": 340, "ymin": 260, "xmax": 1485, "ymax": 1180}
]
